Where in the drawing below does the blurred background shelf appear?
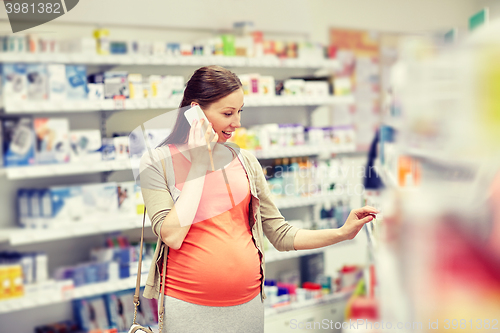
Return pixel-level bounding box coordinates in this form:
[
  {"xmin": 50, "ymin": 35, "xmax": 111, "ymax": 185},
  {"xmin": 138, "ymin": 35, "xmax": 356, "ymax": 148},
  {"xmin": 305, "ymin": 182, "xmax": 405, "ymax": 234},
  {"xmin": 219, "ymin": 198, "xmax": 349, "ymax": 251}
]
[
  {"xmin": 1, "ymin": 95, "xmax": 353, "ymax": 114},
  {"xmin": 0, "ymin": 53, "xmax": 340, "ymax": 69}
]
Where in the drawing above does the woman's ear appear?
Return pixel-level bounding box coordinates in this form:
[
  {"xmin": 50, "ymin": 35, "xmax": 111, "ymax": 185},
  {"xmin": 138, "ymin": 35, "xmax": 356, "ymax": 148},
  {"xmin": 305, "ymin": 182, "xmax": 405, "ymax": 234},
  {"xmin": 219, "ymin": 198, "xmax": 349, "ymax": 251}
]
[{"xmin": 190, "ymin": 102, "xmax": 199, "ymax": 108}]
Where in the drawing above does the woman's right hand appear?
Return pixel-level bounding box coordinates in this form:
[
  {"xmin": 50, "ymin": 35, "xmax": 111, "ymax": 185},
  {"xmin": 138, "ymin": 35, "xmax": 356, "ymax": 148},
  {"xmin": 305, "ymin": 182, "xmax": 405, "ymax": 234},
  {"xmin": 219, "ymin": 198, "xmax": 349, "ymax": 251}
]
[{"xmin": 187, "ymin": 119, "xmax": 218, "ymax": 169}]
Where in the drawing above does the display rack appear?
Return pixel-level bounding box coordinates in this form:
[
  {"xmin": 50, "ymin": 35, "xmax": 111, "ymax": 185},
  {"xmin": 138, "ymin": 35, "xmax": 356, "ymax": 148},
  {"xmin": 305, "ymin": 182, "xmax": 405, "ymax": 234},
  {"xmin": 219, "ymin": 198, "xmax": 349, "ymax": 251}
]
[
  {"xmin": 0, "ymin": 245, "xmax": 340, "ymax": 315},
  {"xmin": 0, "ymin": 191, "xmax": 346, "ymax": 246},
  {"xmin": 0, "ymin": 53, "xmax": 340, "ymax": 69},
  {"xmin": 0, "ymin": 144, "xmax": 358, "ymax": 179},
  {"xmin": 1, "ymin": 95, "xmax": 353, "ymax": 113},
  {"xmin": 264, "ymin": 290, "xmax": 351, "ymax": 318},
  {"xmin": 0, "ymin": 42, "xmax": 363, "ymax": 333},
  {"xmin": 0, "ymin": 274, "xmax": 149, "ymax": 314}
]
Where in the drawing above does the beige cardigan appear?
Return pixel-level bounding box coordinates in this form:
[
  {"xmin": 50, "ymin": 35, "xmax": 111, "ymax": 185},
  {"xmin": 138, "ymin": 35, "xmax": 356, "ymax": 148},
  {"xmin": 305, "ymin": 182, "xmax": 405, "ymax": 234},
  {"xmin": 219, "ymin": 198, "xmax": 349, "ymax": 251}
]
[{"xmin": 139, "ymin": 143, "xmax": 299, "ymax": 301}]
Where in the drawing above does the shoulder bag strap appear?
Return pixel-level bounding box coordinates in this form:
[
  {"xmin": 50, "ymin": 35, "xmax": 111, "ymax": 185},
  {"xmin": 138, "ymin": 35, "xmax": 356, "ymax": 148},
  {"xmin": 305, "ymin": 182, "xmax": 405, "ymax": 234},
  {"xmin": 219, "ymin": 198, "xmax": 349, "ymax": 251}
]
[{"xmin": 132, "ymin": 157, "xmax": 169, "ymax": 332}]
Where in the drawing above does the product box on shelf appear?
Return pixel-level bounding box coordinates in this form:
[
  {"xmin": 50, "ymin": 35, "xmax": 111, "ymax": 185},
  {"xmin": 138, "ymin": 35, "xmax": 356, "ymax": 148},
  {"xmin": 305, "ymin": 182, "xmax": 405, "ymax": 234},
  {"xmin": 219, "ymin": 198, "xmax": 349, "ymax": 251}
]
[
  {"xmin": 65, "ymin": 65, "xmax": 88, "ymax": 100},
  {"xmin": 105, "ymin": 289, "xmax": 135, "ymax": 332},
  {"xmin": 26, "ymin": 64, "xmax": 48, "ymax": 100},
  {"xmin": 100, "ymin": 138, "xmax": 116, "ymax": 160},
  {"xmin": 117, "ymin": 181, "xmax": 143, "ymax": 215},
  {"xmin": 27, "ymin": 189, "xmax": 42, "ymax": 228},
  {"xmin": 87, "ymin": 72, "xmax": 105, "ymax": 100},
  {"xmin": 34, "ymin": 117, "xmax": 70, "ymax": 164},
  {"xmin": 148, "ymin": 75, "xmax": 162, "ymax": 98},
  {"xmin": 60, "ymin": 37, "xmax": 96, "ymax": 54},
  {"xmin": 259, "ymin": 76, "xmax": 276, "ymax": 96},
  {"xmin": 49, "ymin": 185, "xmax": 85, "ymax": 224},
  {"xmin": 104, "ymin": 71, "xmax": 129, "ymax": 99},
  {"xmin": 0, "ymin": 63, "xmax": 28, "ymax": 106},
  {"xmin": 128, "ymin": 73, "xmax": 143, "ymax": 99},
  {"xmin": 0, "ymin": 263, "xmax": 24, "ymax": 300},
  {"xmin": 17, "ymin": 189, "xmax": 30, "ymax": 227},
  {"xmin": 2, "ymin": 117, "xmax": 36, "ymax": 167},
  {"xmin": 88, "ymin": 83, "xmax": 104, "ymax": 100},
  {"xmin": 69, "ymin": 130, "xmax": 102, "ymax": 162},
  {"xmin": 113, "ymin": 136, "xmax": 130, "ymax": 160},
  {"xmin": 81, "ymin": 183, "xmax": 119, "ymax": 221},
  {"xmin": 284, "ymin": 79, "xmax": 305, "ymax": 95},
  {"xmin": 39, "ymin": 189, "xmax": 53, "ymax": 227},
  {"xmin": 304, "ymin": 81, "xmax": 329, "ymax": 96},
  {"xmin": 73, "ymin": 296, "xmax": 110, "ymax": 332},
  {"xmin": 164, "ymin": 75, "xmax": 185, "ymax": 98},
  {"xmin": 47, "ymin": 64, "xmax": 66, "ymax": 101}
]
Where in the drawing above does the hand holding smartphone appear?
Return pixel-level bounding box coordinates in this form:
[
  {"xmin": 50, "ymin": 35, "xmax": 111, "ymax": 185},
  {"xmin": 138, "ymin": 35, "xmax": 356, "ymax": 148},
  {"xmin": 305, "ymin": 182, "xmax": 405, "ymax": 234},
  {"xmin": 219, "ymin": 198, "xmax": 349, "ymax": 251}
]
[
  {"xmin": 184, "ymin": 105, "xmax": 216, "ymax": 171},
  {"xmin": 184, "ymin": 105, "xmax": 215, "ymax": 136}
]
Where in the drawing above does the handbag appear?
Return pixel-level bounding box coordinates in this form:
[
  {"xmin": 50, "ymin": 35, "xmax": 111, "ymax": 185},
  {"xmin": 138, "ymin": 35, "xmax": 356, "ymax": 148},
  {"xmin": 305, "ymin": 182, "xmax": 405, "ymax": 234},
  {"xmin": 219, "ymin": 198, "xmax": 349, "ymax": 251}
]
[{"xmin": 128, "ymin": 207, "xmax": 167, "ymax": 333}]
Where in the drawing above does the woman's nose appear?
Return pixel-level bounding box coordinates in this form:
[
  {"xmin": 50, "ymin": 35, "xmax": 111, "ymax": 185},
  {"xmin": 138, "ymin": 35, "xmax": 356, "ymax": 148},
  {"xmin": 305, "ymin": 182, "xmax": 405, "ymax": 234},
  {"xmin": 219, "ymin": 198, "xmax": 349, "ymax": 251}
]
[{"xmin": 232, "ymin": 116, "xmax": 241, "ymax": 128}]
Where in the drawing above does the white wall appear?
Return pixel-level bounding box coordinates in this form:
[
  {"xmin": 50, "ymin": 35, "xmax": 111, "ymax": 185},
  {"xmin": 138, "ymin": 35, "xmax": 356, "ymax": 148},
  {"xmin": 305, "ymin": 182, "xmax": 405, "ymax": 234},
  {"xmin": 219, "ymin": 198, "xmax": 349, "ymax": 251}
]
[
  {"xmin": 0, "ymin": 0, "xmax": 482, "ymax": 43},
  {"xmin": 308, "ymin": 0, "xmax": 481, "ymax": 44}
]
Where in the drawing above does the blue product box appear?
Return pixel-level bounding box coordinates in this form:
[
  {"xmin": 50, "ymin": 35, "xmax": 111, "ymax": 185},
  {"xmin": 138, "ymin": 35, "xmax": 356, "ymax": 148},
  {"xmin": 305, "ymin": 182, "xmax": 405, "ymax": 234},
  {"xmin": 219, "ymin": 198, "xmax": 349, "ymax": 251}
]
[
  {"xmin": 17, "ymin": 189, "xmax": 30, "ymax": 228},
  {"xmin": 379, "ymin": 125, "xmax": 395, "ymax": 165},
  {"xmin": 39, "ymin": 189, "xmax": 52, "ymax": 221},
  {"xmin": 100, "ymin": 138, "xmax": 116, "ymax": 160},
  {"xmin": 34, "ymin": 117, "xmax": 71, "ymax": 164},
  {"xmin": 72, "ymin": 265, "xmax": 86, "ymax": 287},
  {"xmin": 65, "ymin": 65, "xmax": 88, "ymax": 100},
  {"xmin": 73, "ymin": 296, "xmax": 110, "ymax": 331},
  {"xmin": 28, "ymin": 189, "xmax": 42, "ymax": 228},
  {"xmin": 26, "ymin": 64, "xmax": 48, "ymax": 100},
  {"xmin": 84, "ymin": 263, "xmax": 98, "ymax": 284},
  {"xmin": 50, "ymin": 185, "xmax": 85, "ymax": 223},
  {"xmin": 2, "ymin": 117, "xmax": 35, "ymax": 167}
]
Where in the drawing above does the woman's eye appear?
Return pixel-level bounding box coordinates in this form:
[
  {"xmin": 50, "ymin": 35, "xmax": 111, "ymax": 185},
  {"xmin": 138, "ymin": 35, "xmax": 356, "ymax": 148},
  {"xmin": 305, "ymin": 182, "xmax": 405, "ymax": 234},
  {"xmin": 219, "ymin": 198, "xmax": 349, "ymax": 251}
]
[
  {"xmin": 238, "ymin": 109, "xmax": 243, "ymax": 113},
  {"xmin": 225, "ymin": 113, "xmax": 232, "ymax": 116}
]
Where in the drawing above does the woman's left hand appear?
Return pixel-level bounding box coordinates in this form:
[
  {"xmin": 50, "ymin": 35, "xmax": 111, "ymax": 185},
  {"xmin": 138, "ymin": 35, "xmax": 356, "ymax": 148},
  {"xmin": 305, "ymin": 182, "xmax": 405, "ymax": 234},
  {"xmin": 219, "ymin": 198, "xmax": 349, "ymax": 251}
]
[{"xmin": 340, "ymin": 206, "xmax": 379, "ymax": 240}]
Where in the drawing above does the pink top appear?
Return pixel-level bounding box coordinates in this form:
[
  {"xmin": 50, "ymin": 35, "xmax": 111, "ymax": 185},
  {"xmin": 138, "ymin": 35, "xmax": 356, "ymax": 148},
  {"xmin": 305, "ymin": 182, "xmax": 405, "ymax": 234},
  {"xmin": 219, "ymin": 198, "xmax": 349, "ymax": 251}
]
[{"xmin": 161, "ymin": 144, "xmax": 261, "ymax": 306}]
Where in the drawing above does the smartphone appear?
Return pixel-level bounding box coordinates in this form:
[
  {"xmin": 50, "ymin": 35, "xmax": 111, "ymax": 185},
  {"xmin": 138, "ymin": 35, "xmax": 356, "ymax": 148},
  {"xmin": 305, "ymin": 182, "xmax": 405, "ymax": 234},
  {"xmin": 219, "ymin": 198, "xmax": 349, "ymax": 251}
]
[{"xmin": 184, "ymin": 105, "xmax": 215, "ymax": 135}]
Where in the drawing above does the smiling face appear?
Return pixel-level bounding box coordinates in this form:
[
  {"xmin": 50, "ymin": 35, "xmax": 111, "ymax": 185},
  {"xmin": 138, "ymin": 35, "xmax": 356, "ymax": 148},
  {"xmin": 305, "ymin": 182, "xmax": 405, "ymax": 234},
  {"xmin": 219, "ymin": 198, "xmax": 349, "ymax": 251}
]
[{"xmin": 194, "ymin": 88, "xmax": 244, "ymax": 143}]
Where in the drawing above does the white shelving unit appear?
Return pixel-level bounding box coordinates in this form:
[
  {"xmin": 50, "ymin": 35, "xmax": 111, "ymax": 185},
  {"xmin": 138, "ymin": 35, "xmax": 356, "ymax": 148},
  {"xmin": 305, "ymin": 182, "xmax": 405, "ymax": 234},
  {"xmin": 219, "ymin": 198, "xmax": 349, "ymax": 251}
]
[
  {"xmin": 0, "ymin": 145, "xmax": 358, "ymax": 179},
  {"xmin": 0, "ymin": 216, "xmax": 150, "ymax": 246},
  {"xmin": 0, "ymin": 53, "xmax": 340, "ymax": 69},
  {"xmin": 2, "ymin": 95, "xmax": 353, "ymax": 113},
  {"xmin": 0, "ymin": 245, "xmax": 341, "ymax": 315},
  {"xmin": 0, "ymin": 192, "xmax": 344, "ymax": 246},
  {"xmin": 0, "ymin": 274, "xmax": 149, "ymax": 314},
  {"xmin": 0, "ymin": 47, "xmax": 360, "ymax": 333}
]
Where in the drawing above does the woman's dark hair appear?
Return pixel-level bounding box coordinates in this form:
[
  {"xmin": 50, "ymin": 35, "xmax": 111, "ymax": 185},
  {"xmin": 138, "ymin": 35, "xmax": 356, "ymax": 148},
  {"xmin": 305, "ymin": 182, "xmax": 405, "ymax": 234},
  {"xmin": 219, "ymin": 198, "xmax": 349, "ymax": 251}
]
[{"xmin": 161, "ymin": 65, "xmax": 242, "ymax": 145}]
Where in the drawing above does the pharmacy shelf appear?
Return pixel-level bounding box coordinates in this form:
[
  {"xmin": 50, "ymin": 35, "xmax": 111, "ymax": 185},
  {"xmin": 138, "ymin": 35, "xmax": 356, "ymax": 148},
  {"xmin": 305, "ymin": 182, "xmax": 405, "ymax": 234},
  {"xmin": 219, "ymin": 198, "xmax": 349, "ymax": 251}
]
[
  {"xmin": 274, "ymin": 192, "xmax": 345, "ymax": 209},
  {"xmin": 0, "ymin": 215, "xmax": 149, "ymax": 246},
  {"xmin": 0, "ymin": 145, "xmax": 360, "ymax": 179},
  {"xmin": 250, "ymin": 144, "xmax": 357, "ymax": 159},
  {"xmin": 264, "ymin": 290, "xmax": 352, "ymax": 318},
  {"xmin": 0, "ymin": 274, "xmax": 148, "ymax": 314},
  {"xmin": 1, "ymin": 159, "xmax": 133, "ymax": 180},
  {"xmin": 1, "ymin": 95, "xmax": 353, "ymax": 114},
  {"xmin": 0, "ymin": 249, "xmax": 336, "ymax": 314},
  {"xmin": 0, "ymin": 52, "xmax": 340, "ymax": 69}
]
